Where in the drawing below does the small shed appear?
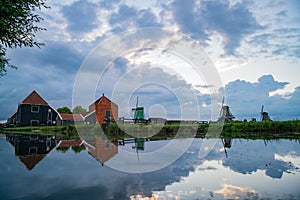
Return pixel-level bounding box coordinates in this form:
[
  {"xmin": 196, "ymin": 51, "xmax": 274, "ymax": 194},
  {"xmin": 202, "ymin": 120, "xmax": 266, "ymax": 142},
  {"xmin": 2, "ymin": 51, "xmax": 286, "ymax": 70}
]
[
  {"xmin": 56, "ymin": 113, "xmax": 85, "ymax": 126},
  {"xmin": 82, "ymin": 110, "xmax": 97, "ymax": 124}
]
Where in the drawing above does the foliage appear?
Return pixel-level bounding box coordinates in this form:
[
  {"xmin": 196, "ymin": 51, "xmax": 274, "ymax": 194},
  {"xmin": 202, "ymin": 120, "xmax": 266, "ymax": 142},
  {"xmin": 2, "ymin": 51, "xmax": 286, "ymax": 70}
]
[
  {"xmin": 71, "ymin": 145, "xmax": 86, "ymax": 153},
  {"xmin": 0, "ymin": 0, "xmax": 49, "ymax": 77},
  {"xmin": 65, "ymin": 125, "xmax": 78, "ymax": 137},
  {"xmin": 57, "ymin": 107, "xmax": 72, "ymax": 114},
  {"xmin": 56, "ymin": 146, "xmax": 69, "ymax": 153},
  {"xmin": 72, "ymin": 105, "xmax": 87, "ymax": 114},
  {"xmin": 0, "ymin": 45, "xmax": 16, "ymax": 77}
]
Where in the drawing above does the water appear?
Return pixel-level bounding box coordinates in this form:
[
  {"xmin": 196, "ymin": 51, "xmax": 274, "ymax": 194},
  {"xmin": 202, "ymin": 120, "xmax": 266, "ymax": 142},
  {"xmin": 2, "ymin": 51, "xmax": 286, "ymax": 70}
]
[{"xmin": 0, "ymin": 134, "xmax": 299, "ymax": 200}]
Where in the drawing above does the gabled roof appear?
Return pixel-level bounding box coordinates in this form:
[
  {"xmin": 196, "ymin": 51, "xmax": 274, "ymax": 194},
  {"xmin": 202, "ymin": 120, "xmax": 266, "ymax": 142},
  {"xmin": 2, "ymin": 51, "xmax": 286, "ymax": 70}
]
[
  {"xmin": 18, "ymin": 155, "xmax": 45, "ymax": 170},
  {"xmin": 82, "ymin": 110, "xmax": 95, "ymax": 118},
  {"xmin": 21, "ymin": 90, "xmax": 49, "ymax": 106},
  {"xmin": 59, "ymin": 113, "xmax": 84, "ymax": 121},
  {"xmin": 90, "ymin": 94, "xmax": 118, "ymax": 108},
  {"xmin": 85, "ymin": 139, "xmax": 118, "ymax": 165}
]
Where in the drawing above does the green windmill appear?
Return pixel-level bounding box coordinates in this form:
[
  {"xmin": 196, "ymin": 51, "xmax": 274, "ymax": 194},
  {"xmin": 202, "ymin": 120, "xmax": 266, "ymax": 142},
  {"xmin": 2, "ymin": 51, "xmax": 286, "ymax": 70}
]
[{"xmin": 132, "ymin": 97, "xmax": 146, "ymax": 124}]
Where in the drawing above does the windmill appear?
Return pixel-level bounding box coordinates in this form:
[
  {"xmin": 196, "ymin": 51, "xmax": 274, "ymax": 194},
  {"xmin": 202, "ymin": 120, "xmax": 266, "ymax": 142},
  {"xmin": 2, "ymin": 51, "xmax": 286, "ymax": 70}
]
[
  {"xmin": 218, "ymin": 97, "xmax": 235, "ymax": 123},
  {"xmin": 132, "ymin": 97, "xmax": 146, "ymax": 124},
  {"xmin": 260, "ymin": 105, "xmax": 271, "ymax": 121}
]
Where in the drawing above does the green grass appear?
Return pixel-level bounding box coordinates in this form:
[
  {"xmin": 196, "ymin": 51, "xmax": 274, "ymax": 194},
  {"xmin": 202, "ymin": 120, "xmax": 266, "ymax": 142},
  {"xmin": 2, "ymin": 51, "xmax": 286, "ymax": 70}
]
[
  {"xmin": 3, "ymin": 120, "xmax": 300, "ymax": 140},
  {"xmin": 4, "ymin": 125, "xmax": 79, "ymax": 138}
]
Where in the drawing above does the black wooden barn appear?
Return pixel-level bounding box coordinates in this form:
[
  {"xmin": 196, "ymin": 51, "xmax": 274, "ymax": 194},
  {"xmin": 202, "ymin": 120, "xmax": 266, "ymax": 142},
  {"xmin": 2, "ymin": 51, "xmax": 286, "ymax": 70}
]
[{"xmin": 7, "ymin": 91, "xmax": 60, "ymax": 126}]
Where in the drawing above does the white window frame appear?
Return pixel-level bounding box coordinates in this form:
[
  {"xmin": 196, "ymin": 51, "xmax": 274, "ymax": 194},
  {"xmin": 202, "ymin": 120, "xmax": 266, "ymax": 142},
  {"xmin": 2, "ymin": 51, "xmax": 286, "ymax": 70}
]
[{"xmin": 31, "ymin": 105, "xmax": 40, "ymax": 113}]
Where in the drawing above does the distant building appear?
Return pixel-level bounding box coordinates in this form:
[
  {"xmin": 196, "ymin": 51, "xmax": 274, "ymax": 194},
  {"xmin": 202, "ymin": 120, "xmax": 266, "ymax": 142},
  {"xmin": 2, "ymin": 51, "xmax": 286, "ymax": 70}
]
[
  {"xmin": 7, "ymin": 90, "xmax": 60, "ymax": 126},
  {"xmin": 88, "ymin": 94, "xmax": 118, "ymax": 125},
  {"xmin": 148, "ymin": 118, "xmax": 167, "ymax": 125},
  {"xmin": 166, "ymin": 120, "xmax": 204, "ymax": 125},
  {"xmin": 56, "ymin": 113, "xmax": 85, "ymax": 126},
  {"xmin": 117, "ymin": 117, "xmax": 135, "ymax": 124}
]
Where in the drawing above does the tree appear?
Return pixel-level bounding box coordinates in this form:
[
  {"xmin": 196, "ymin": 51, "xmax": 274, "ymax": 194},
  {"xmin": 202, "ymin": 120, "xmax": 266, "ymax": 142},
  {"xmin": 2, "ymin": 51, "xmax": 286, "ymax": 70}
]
[
  {"xmin": 57, "ymin": 107, "xmax": 72, "ymax": 114},
  {"xmin": 56, "ymin": 146, "xmax": 69, "ymax": 153},
  {"xmin": 72, "ymin": 146, "xmax": 86, "ymax": 154},
  {"xmin": 0, "ymin": 0, "xmax": 49, "ymax": 77},
  {"xmin": 72, "ymin": 105, "xmax": 87, "ymax": 114}
]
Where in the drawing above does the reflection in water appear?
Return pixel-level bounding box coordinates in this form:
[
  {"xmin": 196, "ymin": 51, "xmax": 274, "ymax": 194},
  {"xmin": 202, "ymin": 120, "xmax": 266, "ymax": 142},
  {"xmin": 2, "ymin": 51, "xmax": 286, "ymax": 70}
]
[
  {"xmin": 221, "ymin": 138, "xmax": 232, "ymax": 158},
  {"xmin": 224, "ymin": 138, "xmax": 232, "ymax": 148},
  {"xmin": 84, "ymin": 138, "xmax": 118, "ymax": 166},
  {"xmin": 57, "ymin": 139, "xmax": 86, "ymax": 153},
  {"xmin": 214, "ymin": 184, "xmax": 259, "ymax": 199},
  {"xmin": 0, "ymin": 134, "xmax": 300, "ymax": 200},
  {"xmin": 6, "ymin": 134, "xmax": 58, "ymax": 170},
  {"xmin": 83, "ymin": 138, "xmax": 148, "ymax": 165},
  {"xmin": 222, "ymin": 139, "xmax": 299, "ymax": 179}
]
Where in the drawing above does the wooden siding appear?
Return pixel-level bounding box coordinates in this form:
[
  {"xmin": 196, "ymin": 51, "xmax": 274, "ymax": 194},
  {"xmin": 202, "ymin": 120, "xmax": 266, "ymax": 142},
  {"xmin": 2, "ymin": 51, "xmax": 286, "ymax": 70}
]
[{"xmin": 16, "ymin": 104, "xmax": 59, "ymax": 126}]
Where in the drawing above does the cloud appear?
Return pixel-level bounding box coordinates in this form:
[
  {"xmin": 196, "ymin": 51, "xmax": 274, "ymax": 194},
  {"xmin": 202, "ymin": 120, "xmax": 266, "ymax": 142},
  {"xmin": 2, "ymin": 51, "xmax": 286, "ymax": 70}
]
[
  {"xmin": 1, "ymin": 0, "xmax": 300, "ymax": 122},
  {"xmin": 99, "ymin": 0, "xmax": 121, "ymax": 9},
  {"xmin": 0, "ymin": 40, "xmax": 85, "ymax": 119},
  {"xmin": 6, "ymin": 41, "xmax": 84, "ymax": 74},
  {"xmin": 62, "ymin": 0, "xmax": 99, "ymax": 34},
  {"xmin": 97, "ymin": 63, "xmax": 203, "ymax": 120},
  {"xmin": 171, "ymin": 0, "xmax": 262, "ymax": 55},
  {"xmin": 249, "ymin": 27, "xmax": 300, "ymax": 60},
  {"xmin": 109, "ymin": 5, "xmax": 162, "ymax": 33},
  {"xmin": 224, "ymin": 74, "xmax": 300, "ymax": 120}
]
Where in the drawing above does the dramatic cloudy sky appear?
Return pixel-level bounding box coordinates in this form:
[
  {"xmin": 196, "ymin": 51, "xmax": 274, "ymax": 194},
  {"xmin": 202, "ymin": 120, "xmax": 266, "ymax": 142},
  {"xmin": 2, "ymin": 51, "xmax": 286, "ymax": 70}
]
[{"xmin": 0, "ymin": 0, "xmax": 299, "ymax": 121}]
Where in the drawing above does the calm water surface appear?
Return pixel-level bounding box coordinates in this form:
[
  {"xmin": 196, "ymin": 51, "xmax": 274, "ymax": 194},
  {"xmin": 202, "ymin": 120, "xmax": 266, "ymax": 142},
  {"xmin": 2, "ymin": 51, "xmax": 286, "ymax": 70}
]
[{"xmin": 0, "ymin": 134, "xmax": 299, "ymax": 200}]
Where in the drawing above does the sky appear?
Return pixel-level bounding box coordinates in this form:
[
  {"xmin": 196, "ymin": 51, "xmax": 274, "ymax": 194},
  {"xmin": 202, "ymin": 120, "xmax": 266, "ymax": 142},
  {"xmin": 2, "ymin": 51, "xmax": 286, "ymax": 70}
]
[{"xmin": 0, "ymin": 0, "xmax": 300, "ymax": 121}]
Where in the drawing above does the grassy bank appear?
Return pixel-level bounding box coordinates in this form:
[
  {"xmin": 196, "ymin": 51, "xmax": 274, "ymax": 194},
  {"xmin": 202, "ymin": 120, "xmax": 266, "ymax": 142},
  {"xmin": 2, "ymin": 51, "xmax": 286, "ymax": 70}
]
[
  {"xmin": 3, "ymin": 125, "xmax": 78, "ymax": 138},
  {"xmin": 3, "ymin": 120, "xmax": 300, "ymax": 140}
]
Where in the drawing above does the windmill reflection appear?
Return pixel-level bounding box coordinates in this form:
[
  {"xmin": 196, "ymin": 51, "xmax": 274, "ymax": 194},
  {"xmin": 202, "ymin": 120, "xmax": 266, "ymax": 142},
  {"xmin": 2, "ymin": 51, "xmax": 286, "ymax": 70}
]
[
  {"xmin": 222, "ymin": 138, "xmax": 232, "ymax": 158},
  {"xmin": 6, "ymin": 134, "xmax": 58, "ymax": 170},
  {"xmin": 132, "ymin": 138, "xmax": 145, "ymax": 161}
]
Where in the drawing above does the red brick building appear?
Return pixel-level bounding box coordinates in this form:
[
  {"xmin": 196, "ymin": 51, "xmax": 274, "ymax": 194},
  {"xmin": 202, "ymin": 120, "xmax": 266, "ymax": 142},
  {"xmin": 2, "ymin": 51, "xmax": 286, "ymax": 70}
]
[{"xmin": 88, "ymin": 94, "xmax": 118, "ymax": 124}]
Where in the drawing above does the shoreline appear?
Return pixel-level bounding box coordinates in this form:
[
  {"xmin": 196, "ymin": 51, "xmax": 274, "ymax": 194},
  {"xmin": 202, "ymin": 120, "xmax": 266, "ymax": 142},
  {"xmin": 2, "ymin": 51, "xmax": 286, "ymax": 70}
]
[{"xmin": 2, "ymin": 120, "xmax": 300, "ymax": 140}]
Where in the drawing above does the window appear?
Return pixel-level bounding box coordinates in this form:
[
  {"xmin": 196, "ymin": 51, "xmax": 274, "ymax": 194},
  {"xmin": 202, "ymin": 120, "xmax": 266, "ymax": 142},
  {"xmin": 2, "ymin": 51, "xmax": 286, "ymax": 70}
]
[
  {"xmin": 105, "ymin": 110, "xmax": 111, "ymax": 118},
  {"xmin": 30, "ymin": 120, "xmax": 39, "ymax": 126},
  {"xmin": 31, "ymin": 105, "xmax": 39, "ymax": 113}
]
